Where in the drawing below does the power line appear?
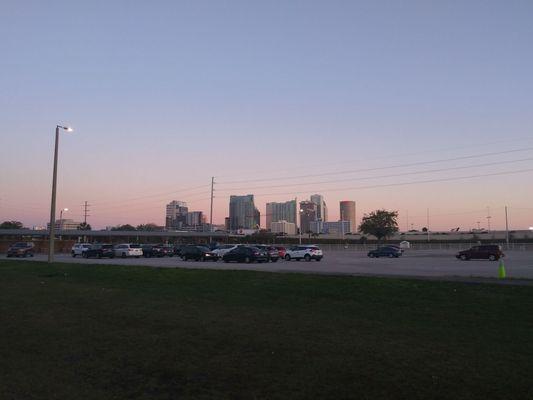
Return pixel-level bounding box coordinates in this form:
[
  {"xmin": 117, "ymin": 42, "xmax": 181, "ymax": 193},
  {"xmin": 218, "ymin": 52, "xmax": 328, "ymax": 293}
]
[
  {"xmin": 211, "ymin": 167, "xmax": 533, "ymax": 199},
  {"xmin": 217, "ymin": 147, "xmax": 533, "ymax": 185},
  {"xmin": 216, "ymin": 156, "xmax": 533, "ymax": 192}
]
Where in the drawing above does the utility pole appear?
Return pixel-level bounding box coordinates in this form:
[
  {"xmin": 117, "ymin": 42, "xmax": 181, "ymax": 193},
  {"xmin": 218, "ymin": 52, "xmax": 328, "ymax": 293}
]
[
  {"xmin": 486, "ymin": 206, "xmax": 492, "ymax": 232},
  {"xmin": 83, "ymin": 201, "xmax": 91, "ymax": 224},
  {"xmin": 426, "ymin": 208, "xmax": 430, "ymax": 243},
  {"xmin": 209, "ymin": 177, "xmax": 214, "ymax": 242},
  {"xmin": 406, "ymin": 210, "xmax": 409, "ymax": 232},
  {"xmin": 505, "ymin": 206, "xmax": 510, "ymax": 249}
]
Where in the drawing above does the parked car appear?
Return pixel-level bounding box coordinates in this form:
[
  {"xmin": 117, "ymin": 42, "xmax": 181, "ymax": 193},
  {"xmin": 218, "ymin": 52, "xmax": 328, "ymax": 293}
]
[
  {"xmin": 173, "ymin": 244, "xmax": 188, "ymax": 257},
  {"xmin": 71, "ymin": 243, "xmax": 91, "ymax": 257},
  {"xmin": 141, "ymin": 244, "xmax": 174, "ymax": 258},
  {"xmin": 284, "ymin": 245, "xmax": 323, "ymax": 261},
  {"xmin": 212, "ymin": 244, "xmax": 240, "ymax": 257},
  {"xmin": 83, "ymin": 244, "xmax": 115, "ymax": 259},
  {"xmin": 385, "ymin": 244, "xmax": 404, "ymax": 254},
  {"xmin": 456, "ymin": 245, "xmax": 504, "ymax": 261},
  {"xmin": 181, "ymin": 245, "xmax": 218, "ymax": 261},
  {"xmin": 160, "ymin": 245, "xmax": 175, "ymax": 256},
  {"xmin": 7, "ymin": 242, "xmax": 34, "ymax": 258},
  {"xmin": 222, "ymin": 246, "xmax": 269, "ymax": 263},
  {"xmin": 255, "ymin": 245, "xmax": 280, "ymax": 262},
  {"xmin": 114, "ymin": 244, "xmax": 143, "ymax": 258},
  {"xmin": 275, "ymin": 246, "xmax": 287, "ymax": 258},
  {"xmin": 367, "ymin": 246, "xmax": 402, "ymax": 258}
]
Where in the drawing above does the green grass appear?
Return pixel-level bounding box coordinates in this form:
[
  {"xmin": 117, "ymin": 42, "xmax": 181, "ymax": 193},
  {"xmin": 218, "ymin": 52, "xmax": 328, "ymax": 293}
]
[{"xmin": 1, "ymin": 260, "xmax": 532, "ymax": 400}]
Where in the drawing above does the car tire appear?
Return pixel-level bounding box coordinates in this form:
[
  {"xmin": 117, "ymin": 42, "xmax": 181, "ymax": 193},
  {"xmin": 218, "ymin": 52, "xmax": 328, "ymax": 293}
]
[
  {"xmin": 83, "ymin": 252, "xmax": 88, "ymax": 258},
  {"xmin": 122, "ymin": 253, "xmax": 127, "ymax": 258},
  {"xmin": 200, "ymin": 256, "xmax": 205, "ymax": 262},
  {"xmin": 72, "ymin": 253, "xmax": 76, "ymax": 258},
  {"xmin": 304, "ymin": 254, "xmax": 311, "ymax": 262},
  {"xmin": 460, "ymin": 254, "xmax": 468, "ymax": 261},
  {"xmin": 285, "ymin": 254, "xmax": 291, "ymax": 261},
  {"xmin": 182, "ymin": 256, "xmax": 187, "ymax": 261},
  {"xmin": 489, "ymin": 255, "xmax": 497, "ymax": 261},
  {"xmin": 388, "ymin": 254, "xmax": 394, "ymax": 258},
  {"xmin": 271, "ymin": 258, "xmax": 278, "ymax": 263},
  {"xmin": 245, "ymin": 256, "xmax": 251, "ymax": 264},
  {"xmin": 316, "ymin": 258, "xmax": 321, "ymax": 262},
  {"xmin": 224, "ymin": 259, "xmax": 229, "ymax": 263}
]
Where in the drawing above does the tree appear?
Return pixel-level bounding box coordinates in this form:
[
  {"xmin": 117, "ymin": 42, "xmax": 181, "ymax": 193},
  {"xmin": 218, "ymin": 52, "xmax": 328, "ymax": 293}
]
[
  {"xmin": 421, "ymin": 227, "xmax": 428, "ymax": 232},
  {"xmin": 78, "ymin": 222, "xmax": 92, "ymax": 231},
  {"xmin": 136, "ymin": 223, "xmax": 162, "ymax": 231},
  {"xmin": 358, "ymin": 210, "xmax": 399, "ymax": 241},
  {"xmin": 111, "ymin": 224, "xmax": 136, "ymax": 231},
  {"xmin": 0, "ymin": 220, "xmax": 24, "ymax": 229}
]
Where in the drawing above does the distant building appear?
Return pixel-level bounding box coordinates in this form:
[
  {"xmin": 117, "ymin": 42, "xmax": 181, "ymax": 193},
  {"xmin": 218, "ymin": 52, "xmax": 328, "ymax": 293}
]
[
  {"xmin": 166, "ymin": 200, "xmax": 188, "ymax": 229},
  {"xmin": 310, "ymin": 220, "xmax": 351, "ymax": 235},
  {"xmin": 271, "ymin": 220, "xmax": 297, "ymax": 235},
  {"xmin": 266, "ymin": 200, "xmax": 297, "ymax": 230},
  {"xmin": 299, "ymin": 201, "xmax": 317, "ymax": 233},
  {"xmin": 310, "ymin": 194, "xmax": 328, "ymax": 222},
  {"xmin": 229, "ymin": 195, "xmax": 260, "ymax": 231},
  {"xmin": 340, "ymin": 201, "xmax": 356, "ymax": 232},
  {"xmin": 47, "ymin": 219, "xmax": 82, "ymax": 230},
  {"xmin": 186, "ymin": 211, "xmax": 204, "ymax": 228}
]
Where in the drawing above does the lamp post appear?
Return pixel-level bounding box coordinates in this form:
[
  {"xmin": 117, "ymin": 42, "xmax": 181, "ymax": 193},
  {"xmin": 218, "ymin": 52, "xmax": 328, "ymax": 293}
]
[
  {"xmin": 48, "ymin": 125, "xmax": 73, "ymax": 263},
  {"xmin": 59, "ymin": 208, "xmax": 69, "ymax": 226},
  {"xmin": 299, "ymin": 208, "xmax": 304, "ymax": 245}
]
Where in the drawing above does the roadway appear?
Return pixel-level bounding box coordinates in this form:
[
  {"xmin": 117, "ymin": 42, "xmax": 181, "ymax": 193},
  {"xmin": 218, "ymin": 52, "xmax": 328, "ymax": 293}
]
[{"xmin": 6, "ymin": 250, "xmax": 533, "ymax": 281}]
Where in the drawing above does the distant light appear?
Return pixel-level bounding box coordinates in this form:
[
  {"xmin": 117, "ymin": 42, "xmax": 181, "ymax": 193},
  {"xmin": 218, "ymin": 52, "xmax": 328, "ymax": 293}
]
[
  {"xmin": 529, "ymin": 227, "xmax": 533, "ymax": 230},
  {"xmin": 64, "ymin": 208, "xmax": 69, "ymax": 212},
  {"xmin": 65, "ymin": 126, "xmax": 73, "ymax": 132}
]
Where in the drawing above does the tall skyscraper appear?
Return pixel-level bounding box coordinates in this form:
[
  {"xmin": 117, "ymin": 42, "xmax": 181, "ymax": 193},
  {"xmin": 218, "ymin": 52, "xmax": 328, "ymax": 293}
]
[
  {"xmin": 340, "ymin": 201, "xmax": 356, "ymax": 232},
  {"xmin": 299, "ymin": 200, "xmax": 317, "ymax": 233},
  {"xmin": 229, "ymin": 195, "xmax": 260, "ymax": 231},
  {"xmin": 166, "ymin": 200, "xmax": 188, "ymax": 229},
  {"xmin": 310, "ymin": 194, "xmax": 328, "ymax": 222},
  {"xmin": 265, "ymin": 200, "xmax": 297, "ymax": 230}
]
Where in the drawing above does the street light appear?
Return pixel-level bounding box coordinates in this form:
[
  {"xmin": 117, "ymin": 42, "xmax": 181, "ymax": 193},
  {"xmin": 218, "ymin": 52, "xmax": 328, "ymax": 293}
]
[
  {"xmin": 48, "ymin": 125, "xmax": 73, "ymax": 263},
  {"xmin": 299, "ymin": 208, "xmax": 304, "ymax": 245},
  {"xmin": 59, "ymin": 208, "xmax": 69, "ymax": 228}
]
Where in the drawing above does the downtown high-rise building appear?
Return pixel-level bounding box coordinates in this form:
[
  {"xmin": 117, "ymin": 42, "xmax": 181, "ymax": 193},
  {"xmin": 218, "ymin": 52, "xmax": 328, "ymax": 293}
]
[
  {"xmin": 340, "ymin": 200, "xmax": 356, "ymax": 232},
  {"xmin": 310, "ymin": 194, "xmax": 328, "ymax": 222},
  {"xmin": 229, "ymin": 195, "xmax": 260, "ymax": 231},
  {"xmin": 265, "ymin": 200, "xmax": 297, "ymax": 231},
  {"xmin": 166, "ymin": 200, "xmax": 188, "ymax": 229},
  {"xmin": 299, "ymin": 200, "xmax": 317, "ymax": 233}
]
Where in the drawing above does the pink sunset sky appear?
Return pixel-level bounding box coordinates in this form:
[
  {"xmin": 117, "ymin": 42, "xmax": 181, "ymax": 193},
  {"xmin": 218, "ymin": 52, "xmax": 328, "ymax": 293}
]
[{"xmin": 1, "ymin": 1, "xmax": 532, "ymax": 231}]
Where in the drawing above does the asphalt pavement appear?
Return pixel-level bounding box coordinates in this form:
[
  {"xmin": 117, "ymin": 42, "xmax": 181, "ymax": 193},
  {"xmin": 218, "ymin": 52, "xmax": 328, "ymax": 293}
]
[{"xmin": 6, "ymin": 250, "xmax": 533, "ymax": 282}]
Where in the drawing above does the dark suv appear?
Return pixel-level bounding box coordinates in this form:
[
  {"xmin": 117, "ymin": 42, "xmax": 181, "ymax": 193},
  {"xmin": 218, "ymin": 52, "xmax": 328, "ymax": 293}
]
[
  {"xmin": 222, "ymin": 246, "xmax": 269, "ymax": 263},
  {"xmin": 7, "ymin": 242, "xmax": 35, "ymax": 257},
  {"xmin": 456, "ymin": 245, "xmax": 504, "ymax": 261},
  {"xmin": 141, "ymin": 244, "xmax": 174, "ymax": 258},
  {"xmin": 83, "ymin": 244, "xmax": 115, "ymax": 259},
  {"xmin": 181, "ymin": 246, "xmax": 218, "ymax": 261},
  {"xmin": 254, "ymin": 245, "xmax": 280, "ymax": 262}
]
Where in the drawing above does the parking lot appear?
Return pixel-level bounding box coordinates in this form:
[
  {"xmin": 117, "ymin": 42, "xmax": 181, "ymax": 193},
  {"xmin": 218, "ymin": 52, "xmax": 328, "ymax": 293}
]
[{"xmin": 9, "ymin": 249, "xmax": 533, "ymax": 280}]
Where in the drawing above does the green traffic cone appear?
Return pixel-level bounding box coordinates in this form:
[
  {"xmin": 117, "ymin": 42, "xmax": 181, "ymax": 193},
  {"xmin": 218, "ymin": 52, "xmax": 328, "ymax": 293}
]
[{"xmin": 498, "ymin": 259, "xmax": 506, "ymax": 279}]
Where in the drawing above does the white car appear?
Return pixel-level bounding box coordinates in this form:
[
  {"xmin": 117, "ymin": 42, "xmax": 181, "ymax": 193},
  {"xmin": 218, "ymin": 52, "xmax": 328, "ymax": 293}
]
[
  {"xmin": 114, "ymin": 244, "xmax": 143, "ymax": 258},
  {"xmin": 212, "ymin": 244, "xmax": 240, "ymax": 257},
  {"xmin": 71, "ymin": 243, "xmax": 92, "ymax": 257},
  {"xmin": 285, "ymin": 245, "xmax": 323, "ymax": 262}
]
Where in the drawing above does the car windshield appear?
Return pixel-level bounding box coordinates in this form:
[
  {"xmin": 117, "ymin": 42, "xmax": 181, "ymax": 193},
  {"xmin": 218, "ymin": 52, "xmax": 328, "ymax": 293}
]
[
  {"xmin": 12, "ymin": 243, "xmax": 28, "ymax": 247},
  {"xmin": 130, "ymin": 244, "xmax": 141, "ymax": 248}
]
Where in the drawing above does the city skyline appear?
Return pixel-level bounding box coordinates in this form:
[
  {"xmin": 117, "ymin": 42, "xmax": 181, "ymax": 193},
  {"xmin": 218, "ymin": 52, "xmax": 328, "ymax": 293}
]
[{"xmin": 1, "ymin": 1, "xmax": 533, "ymax": 230}]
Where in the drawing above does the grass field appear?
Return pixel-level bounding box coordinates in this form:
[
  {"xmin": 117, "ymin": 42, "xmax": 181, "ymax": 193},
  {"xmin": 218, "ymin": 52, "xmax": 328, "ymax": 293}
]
[{"xmin": 1, "ymin": 260, "xmax": 532, "ymax": 400}]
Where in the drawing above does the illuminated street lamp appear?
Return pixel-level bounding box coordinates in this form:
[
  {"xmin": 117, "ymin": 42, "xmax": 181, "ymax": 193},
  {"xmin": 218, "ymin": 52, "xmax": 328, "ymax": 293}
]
[
  {"xmin": 48, "ymin": 125, "xmax": 73, "ymax": 263},
  {"xmin": 59, "ymin": 208, "xmax": 69, "ymax": 229}
]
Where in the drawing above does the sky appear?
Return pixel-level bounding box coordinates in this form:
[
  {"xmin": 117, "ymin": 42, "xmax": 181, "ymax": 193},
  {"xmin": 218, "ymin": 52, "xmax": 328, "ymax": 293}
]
[{"xmin": 1, "ymin": 0, "xmax": 533, "ymax": 231}]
